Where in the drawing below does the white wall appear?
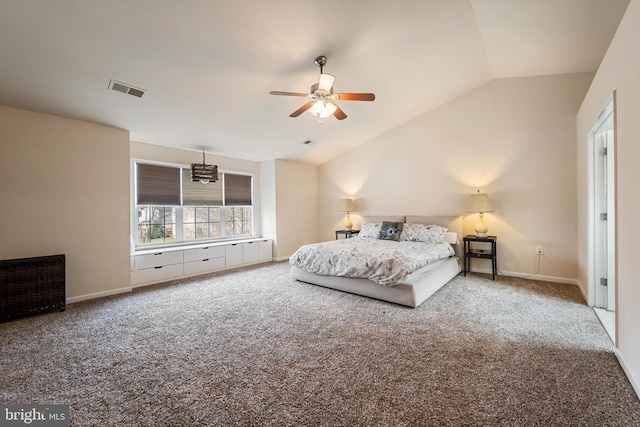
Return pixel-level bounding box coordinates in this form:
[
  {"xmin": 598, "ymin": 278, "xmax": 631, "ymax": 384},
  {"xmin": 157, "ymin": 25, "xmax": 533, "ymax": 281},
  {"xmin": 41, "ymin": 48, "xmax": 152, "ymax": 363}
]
[
  {"xmin": 129, "ymin": 146, "xmax": 318, "ymax": 261},
  {"xmin": 130, "ymin": 141, "xmax": 263, "ymax": 236},
  {"xmin": 577, "ymin": 0, "xmax": 640, "ymax": 395},
  {"xmin": 320, "ymin": 73, "xmax": 594, "ymax": 282},
  {"xmin": 0, "ymin": 105, "xmax": 130, "ymax": 300},
  {"xmin": 259, "ymin": 160, "xmax": 277, "ymax": 244}
]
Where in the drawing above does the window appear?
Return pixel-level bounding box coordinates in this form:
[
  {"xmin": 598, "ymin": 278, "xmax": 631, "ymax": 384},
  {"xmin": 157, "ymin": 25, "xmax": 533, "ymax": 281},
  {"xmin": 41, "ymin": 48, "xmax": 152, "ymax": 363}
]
[
  {"xmin": 134, "ymin": 161, "xmax": 253, "ymax": 247},
  {"xmin": 183, "ymin": 206, "xmax": 220, "ymax": 240},
  {"xmin": 137, "ymin": 206, "xmax": 176, "ymax": 244}
]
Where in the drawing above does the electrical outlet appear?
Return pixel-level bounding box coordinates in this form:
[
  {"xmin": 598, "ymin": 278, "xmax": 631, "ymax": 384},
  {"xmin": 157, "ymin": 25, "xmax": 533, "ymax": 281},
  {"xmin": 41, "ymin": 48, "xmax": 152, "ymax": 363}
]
[{"xmin": 536, "ymin": 246, "xmax": 544, "ymax": 255}]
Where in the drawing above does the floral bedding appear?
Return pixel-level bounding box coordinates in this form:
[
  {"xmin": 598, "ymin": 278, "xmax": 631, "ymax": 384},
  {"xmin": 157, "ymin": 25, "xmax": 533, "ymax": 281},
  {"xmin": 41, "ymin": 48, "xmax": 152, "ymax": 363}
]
[{"xmin": 289, "ymin": 238, "xmax": 455, "ymax": 286}]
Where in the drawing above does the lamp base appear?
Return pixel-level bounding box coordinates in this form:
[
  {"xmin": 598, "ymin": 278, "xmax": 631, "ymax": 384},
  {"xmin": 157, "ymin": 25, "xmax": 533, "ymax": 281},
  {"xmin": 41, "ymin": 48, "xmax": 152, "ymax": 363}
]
[
  {"xmin": 474, "ymin": 212, "xmax": 489, "ymax": 237},
  {"xmin": 344, "ymin": 212, "xmax": 353, "ymax": 231}
]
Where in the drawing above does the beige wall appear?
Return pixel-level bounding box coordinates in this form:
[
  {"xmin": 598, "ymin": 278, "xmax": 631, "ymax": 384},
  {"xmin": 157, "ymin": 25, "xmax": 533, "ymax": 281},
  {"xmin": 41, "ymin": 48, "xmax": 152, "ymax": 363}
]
[
  {"xmin": 320, "ymin": 73, "xmax": 593, "ymax": 282},
  {"xmin": 0, "ymin": 105, "xmax": 130, "ymax": 300},
  {"xmin": 272, "ymin": 159, "xmax": 319, "ymax": 260},
  {"xmin": 577, "ymin": 0, "xmax": 640, "ymax": 395}
]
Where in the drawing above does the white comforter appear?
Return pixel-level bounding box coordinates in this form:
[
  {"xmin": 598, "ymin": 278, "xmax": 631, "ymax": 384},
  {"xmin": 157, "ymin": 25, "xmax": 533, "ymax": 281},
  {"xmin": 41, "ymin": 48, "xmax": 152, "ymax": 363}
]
[{"xmin": 289, "ymin": 238, "xmax": 455, "ymax": 286}]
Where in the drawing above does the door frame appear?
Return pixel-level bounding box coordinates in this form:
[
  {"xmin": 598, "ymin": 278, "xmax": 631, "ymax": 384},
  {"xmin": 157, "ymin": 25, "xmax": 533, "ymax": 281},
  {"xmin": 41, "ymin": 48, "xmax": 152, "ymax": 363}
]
[{"xmin": 586, "ymin": 94, "xmax": 616, "ymax": 314}]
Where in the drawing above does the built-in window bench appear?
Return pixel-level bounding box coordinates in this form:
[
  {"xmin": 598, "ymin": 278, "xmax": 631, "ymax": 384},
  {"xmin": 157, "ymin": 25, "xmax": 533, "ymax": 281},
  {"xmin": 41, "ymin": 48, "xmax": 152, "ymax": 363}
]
[{"xmin": 131, "ymin": 238, "xmax": 273, "ymax": 287}]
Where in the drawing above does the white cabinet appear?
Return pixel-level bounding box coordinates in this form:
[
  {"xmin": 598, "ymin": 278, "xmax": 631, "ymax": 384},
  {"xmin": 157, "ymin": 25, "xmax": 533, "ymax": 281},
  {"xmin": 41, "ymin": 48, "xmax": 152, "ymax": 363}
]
[
  {"xmin": 243, "ymin": 241, "xmax": 259, "ymax": 264},
  {"xmin": 225, "ymin": 243, "xmax": 243, "ymax": 267},
  {"xmin": 183, "ymin": 246, "xmax": 225, "ymax": 263},
  {"xmin": 184, "ymin": 246, "xmax": 226, "ymax": 275},
  {"xmin": 132, "ymin": 250, "xmax": 184, "ymax": 286},
  {"xmin": 132, "ymin": 263, "xmax": 184, "ymax": 286},
  {"xmin": 131, "ymin": 239, "xmax": 272, "ymax": 286},
  {"xmin": 135, "ymin": 251, "xmax": 183, "ymax": 270},
  {"xmin": 258, "ymin": 239, "xmax": 273, "ymax": 261},
  {"xmin": 184, "ymin": 257, "xmax": 225, "ymax": 275}
]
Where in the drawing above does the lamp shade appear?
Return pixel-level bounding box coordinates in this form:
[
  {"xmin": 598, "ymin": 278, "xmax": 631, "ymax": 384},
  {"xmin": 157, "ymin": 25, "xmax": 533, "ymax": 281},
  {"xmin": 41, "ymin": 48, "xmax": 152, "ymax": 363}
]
[
  {"xmin": 318, "ymin": 73, "xmax": 335, "ymax": 92},
  {"xmin": 339, "ymin": 198, "xmax": 356, "ymax": 212},
  {"xmin": 466, "ymin": 192, "xmax": 494, "ymax": 213}
]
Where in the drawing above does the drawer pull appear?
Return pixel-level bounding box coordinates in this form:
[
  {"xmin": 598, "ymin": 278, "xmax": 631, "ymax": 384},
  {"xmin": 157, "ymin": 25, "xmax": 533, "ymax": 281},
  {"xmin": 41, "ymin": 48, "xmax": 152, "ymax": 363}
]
[
  {"xmin": 203, "ymin": 259, "xmax": 209, "ymax": 262},
  {"xmin": 202, "ymin": 247, "xmax": 209, "ymax": 250},
  {"xmin": 154, "ymin": 266, "xmax": 163, "ymax": 269},
  {"xmin": 153, "ymin": 252, "xmax": 163, "ymax": 256}
]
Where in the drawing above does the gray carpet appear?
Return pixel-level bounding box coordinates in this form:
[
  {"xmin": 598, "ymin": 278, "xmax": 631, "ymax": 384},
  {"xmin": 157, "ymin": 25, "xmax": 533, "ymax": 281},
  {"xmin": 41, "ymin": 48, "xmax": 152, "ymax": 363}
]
[{"xmin": 1, "ymin": 261, "xmax": 639, "ymax": 426}]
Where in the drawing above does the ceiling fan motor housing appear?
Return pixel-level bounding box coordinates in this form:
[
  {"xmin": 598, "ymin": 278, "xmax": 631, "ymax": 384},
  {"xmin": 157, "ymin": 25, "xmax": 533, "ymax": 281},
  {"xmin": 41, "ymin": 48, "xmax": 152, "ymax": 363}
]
[{"xmin": 314, "ymin": 55, "xmax": 327, "ymax": 69}]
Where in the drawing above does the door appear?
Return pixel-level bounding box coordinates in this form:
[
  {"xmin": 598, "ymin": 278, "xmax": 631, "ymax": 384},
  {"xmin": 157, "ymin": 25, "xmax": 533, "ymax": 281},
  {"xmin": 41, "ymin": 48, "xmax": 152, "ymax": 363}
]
[
  {"xmin": 593, "ymin": 127, "xmax": 615, "ymax": 310},
  {"xmin": 588, "ymin": 98, "xmax": 615, "ymax": 322}
]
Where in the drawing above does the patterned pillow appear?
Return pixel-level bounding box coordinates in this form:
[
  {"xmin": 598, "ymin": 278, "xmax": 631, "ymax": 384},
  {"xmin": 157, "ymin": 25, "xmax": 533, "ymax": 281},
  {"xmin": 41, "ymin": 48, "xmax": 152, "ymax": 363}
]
[
  {"xmin": 400, "ymin": 224, "xmax": 448, "ymax": 243},
  {"xmin": 359, "ymin": 222, "xmax": 382, "ymax": 238},
  {"xmin": 378, "ymin": 221, "xmax": 404, "ymax": 241}
]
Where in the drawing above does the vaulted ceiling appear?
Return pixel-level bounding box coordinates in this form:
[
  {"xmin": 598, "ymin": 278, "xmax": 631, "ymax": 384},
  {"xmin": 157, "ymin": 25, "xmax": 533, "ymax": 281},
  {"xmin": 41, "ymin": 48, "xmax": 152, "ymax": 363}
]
[{"xmin": 0, "ymin": 0, "xmax": 630, "ymax": 165}]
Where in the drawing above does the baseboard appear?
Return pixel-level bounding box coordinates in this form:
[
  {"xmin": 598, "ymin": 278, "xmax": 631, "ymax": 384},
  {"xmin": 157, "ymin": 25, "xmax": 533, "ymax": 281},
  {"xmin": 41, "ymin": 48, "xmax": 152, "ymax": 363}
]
[
  {"xmin": 67, "ymin": 287, "xmax": 132, "ymax": 304},
  {"xmin": 470, "ymin": 267, "xmax": 577, "ymax": 285},
  {"xmin": 574, "ymin": 279, "xmax": 589, "ymax": 304},
  {"xmin": 275, "ymin": 256, "xmax": 290, "ymax": 262},
  {"xmin": 615, "ymin": 348, "xmax": 640, "ymax": 400}
]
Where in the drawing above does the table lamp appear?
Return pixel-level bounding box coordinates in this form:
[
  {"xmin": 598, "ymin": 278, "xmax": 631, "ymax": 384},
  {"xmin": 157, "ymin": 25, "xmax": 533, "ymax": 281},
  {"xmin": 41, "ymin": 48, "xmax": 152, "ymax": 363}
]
[
  {"xmin": 466, "ymin": 190, "xmax": 494, "ymax": 237},
  {"xmin": 339, "ymin": 198, "xmax": 356, "ymax": 231}
]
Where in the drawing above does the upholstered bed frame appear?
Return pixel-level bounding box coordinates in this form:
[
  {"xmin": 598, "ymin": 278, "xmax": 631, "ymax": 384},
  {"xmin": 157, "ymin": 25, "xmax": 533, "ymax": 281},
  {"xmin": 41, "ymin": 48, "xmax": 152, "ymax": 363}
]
[{"xmin": 290, "ymin": 215, "xmax": 462, "ymax": 308}]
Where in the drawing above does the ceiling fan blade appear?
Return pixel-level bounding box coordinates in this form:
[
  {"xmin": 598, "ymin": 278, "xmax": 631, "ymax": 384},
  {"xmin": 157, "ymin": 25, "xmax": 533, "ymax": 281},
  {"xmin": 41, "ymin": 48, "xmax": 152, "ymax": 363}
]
[
  {"xmin": 333, "ymin": 104, "xmax": 347, "ymax": 120},
  {"xmin": 336, "ymin": 93, "xmax": 376, "ymax": 101},
  {"xmin": 269, "ymin": 91, "xmax": 308, "ymax": 97},
  {"xmin": 290, "ymin": 101, "xmax": 315, "ymax": 117}
]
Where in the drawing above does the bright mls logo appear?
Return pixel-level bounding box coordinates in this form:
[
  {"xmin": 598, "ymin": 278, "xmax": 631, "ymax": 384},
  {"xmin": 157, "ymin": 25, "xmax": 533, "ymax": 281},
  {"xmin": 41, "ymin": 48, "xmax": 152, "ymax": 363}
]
[{"xmin": 1, "ymin": 405, "xmax": 69, "ymax": 426}]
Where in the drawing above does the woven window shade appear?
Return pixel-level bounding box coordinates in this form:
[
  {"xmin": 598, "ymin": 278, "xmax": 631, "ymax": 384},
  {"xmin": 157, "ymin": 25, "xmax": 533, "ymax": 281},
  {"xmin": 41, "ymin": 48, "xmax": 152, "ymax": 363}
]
[
  {"xmin": 224, "ymin": 174, "xmax": 252, "ymax": 206},
  {"xmin": 136, "ymin": 163, "xmax": 180, "ymax": 205},
  {"xmin": 182, "ymin": 169, "xmax": 223, "ymax": 206}
]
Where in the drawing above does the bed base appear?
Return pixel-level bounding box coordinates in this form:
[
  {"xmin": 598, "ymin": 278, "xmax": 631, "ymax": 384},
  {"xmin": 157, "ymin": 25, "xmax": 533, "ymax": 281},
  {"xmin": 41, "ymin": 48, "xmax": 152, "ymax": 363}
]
[{"xmin": 290, "ymin": 256, "xmax": 460, "ymax": 308}]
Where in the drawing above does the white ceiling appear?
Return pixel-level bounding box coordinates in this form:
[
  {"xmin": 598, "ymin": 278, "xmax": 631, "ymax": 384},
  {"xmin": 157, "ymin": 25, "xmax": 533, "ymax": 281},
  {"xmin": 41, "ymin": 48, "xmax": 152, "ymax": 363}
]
[{"xmin": 0, "ymin": 0, "xmax": 629, "ymax": 165}]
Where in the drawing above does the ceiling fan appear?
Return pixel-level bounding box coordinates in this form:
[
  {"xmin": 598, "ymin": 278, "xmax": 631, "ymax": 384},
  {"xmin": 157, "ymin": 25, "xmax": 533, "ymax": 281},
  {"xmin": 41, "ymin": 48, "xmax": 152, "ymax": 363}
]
[{"xmin": 269, "ymin": 55, "xmax": 375, "ymax": 121}]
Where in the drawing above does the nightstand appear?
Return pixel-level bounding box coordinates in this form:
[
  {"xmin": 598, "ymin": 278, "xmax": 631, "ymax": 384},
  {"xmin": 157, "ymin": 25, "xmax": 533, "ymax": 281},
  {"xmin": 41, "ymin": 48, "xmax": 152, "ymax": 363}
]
[
  {"xmin": 335, "ymin": 230, "xmax": 360, "ymax": 239},
  {"xmin": 463, "ymin": 235, "xmax": 497, "ymax": 280}
]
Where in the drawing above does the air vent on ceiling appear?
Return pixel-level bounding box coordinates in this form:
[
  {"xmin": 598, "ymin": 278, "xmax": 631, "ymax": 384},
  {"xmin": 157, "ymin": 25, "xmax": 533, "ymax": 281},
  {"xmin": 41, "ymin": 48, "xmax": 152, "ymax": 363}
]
[{"xmin": 108, "ymin": 79, "xmax": 146, "ymax": 98}]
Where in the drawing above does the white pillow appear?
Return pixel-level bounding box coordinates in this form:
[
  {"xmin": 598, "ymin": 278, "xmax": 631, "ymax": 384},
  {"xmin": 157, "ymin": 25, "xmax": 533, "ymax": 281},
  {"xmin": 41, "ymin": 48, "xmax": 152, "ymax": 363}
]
[
  {"xmin": 359, "ymin": 222, "xmax": 381, "ymax": 238},
  {"xmin": 443, "ymin": 231, "xmax": 459, "ymax": 245},
  {"xmin": 400, "ymin": 223, "xmax": 448, "ymax": 243}
]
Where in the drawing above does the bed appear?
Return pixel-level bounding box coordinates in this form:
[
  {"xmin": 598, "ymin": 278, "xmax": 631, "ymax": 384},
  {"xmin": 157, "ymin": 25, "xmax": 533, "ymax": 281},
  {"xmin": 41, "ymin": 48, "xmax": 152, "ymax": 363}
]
[{"xmin": 289, "ymin": 215, "xmax": 462, "ymax": 307}]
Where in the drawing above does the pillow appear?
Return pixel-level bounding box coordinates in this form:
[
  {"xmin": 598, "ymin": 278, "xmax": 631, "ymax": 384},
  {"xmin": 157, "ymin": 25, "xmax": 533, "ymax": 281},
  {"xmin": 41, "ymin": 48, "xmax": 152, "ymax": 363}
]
[
  {"xmin": 443, "ymin": 231, "xmax": 459, "ymax": 245},
  {"xmin": 359, "ymin": 222, "xmax": 382, "ymax": 238},
  {"xmin": 400, "ymin": 223, "xmax": 447, "ymax": 243},
  {"xmin": 378, "ymin": 221, "xmax": 404, "ymax": 241}
]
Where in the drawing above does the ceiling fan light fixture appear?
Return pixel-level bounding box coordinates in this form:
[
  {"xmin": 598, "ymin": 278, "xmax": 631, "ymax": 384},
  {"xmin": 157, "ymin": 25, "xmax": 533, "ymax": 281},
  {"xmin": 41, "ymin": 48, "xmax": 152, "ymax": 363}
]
[
  {"xmin": 308, "ymin": 100, "xmax": 337, "ymax": 118},
  {"xmin": 269, "ymin": 55, "xmax": 375, "ymax": 120},
  {"xmin": 318, "ymin": 73, "xmax": 335, "ymax": 92}
]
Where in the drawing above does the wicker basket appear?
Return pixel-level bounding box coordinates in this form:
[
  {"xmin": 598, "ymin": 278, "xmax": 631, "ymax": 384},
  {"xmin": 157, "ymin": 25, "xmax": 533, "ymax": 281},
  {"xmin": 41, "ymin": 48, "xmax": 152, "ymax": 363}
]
[{"xmin": 0, "ymin": 254, "xmax": 65, "ymax": 323}]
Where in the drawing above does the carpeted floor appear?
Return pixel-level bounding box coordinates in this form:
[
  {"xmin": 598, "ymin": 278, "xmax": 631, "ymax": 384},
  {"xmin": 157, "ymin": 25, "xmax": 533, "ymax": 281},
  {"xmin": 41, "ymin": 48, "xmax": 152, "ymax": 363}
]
[{"xmin": 1, "ymin": 261, "xmax": 639, "ymax": 426}]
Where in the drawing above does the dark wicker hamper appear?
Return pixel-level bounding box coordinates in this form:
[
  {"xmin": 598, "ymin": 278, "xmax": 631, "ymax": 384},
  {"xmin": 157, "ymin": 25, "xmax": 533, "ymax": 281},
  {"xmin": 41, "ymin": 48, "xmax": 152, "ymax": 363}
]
[{"xmin": 0, "ymin": 254, "xmax": 65, "ymax": 323}]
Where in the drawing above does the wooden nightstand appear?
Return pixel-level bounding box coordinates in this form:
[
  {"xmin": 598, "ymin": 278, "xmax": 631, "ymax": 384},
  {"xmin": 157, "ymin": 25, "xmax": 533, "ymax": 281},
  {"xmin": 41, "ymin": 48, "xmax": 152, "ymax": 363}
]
[
  {"xmin": 463, "ymin": 235, "xmax": 497, "ymax": 280},
  {"xmin": 335, "ymin": 230, "xmax": 360, "ymax": 239}
]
